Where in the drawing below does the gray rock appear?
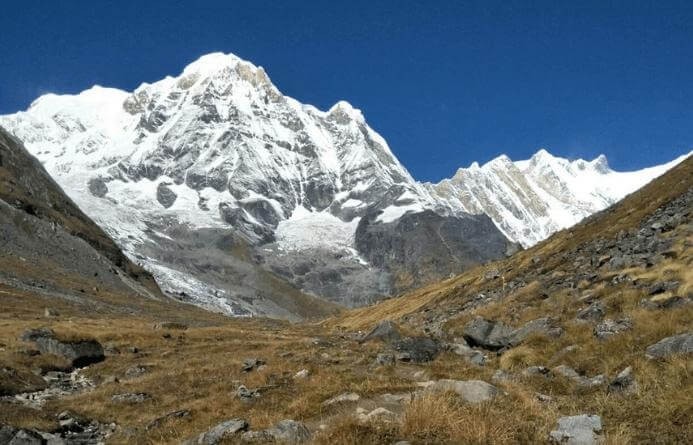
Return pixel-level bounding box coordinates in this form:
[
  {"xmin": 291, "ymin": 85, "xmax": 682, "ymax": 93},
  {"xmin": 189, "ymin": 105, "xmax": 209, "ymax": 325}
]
[
  {"xmin": 0, "ymin": 426, "xmax": 43, "ymax": 445},
  {"xmin": 607, "ymin": 366, "xmax": 637, "ymax": 395},
  {"xmin": 463, "ymin": 317, "xmax": 559, "ymax": 350},
  {"xmin": 156, "ymin": 182, "xmax": 177, "ymax": 208},
  {"xmin": 87, "ymin": 177, "xmax": 109, "ymax": 198},
  {"xmin": 463, "ymin": 318, "xmax": 514, "ymax": 350},
  {"xmin": 185, "ymin": 418, "xmax": 248, "ymax": 445},
  {"xmin": 523, "ymin": 366, "xmax": 551, "ymax": 377},
  {"xmin": 28, "ymin": 333, "xmax": 105, "ymax": 368},
  {"xmin": 549, "ymin": 414, "xmax": 602, "ymax": 444},
  {"xmin": 593, "ymin": 318, "xmax": 632, "ymax": 339},
  {"xmin": 576, "ymin": 302, "xmax": 605, "ymax": 322},
  {"xmin": 146, "ymin": 409, "xmax": 191, "ymax": 431},
  {"xmin": 645, "ymin": 333, "xmax": 693, "ymax": 359},
  {"xmin": 264, "ymin": 420, "xmax": 311, "ymax": 443},
  {"xmin": 553, "ymin": 365, "xmax": 605, "ymax": 389},
  {"xmin": 392, "ymin": 337, "xmax": 440, "ymax": 363},
  {"xmin": 361, "ymin": 320, "xmax": 401, "ymax": 344},
  {"xmin": 423, "ymin": 379, "xmax": 499, "ymax": 403},
  {"xmin": 125, "ymin": 365, "xmax": 147, "ymax": 378},
  {"xmin": 236, "ymin": 385, "xmax": 260, "ymax": 401}
]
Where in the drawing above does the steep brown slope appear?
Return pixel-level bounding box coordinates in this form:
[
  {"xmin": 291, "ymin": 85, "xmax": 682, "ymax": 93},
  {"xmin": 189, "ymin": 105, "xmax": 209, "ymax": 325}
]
[{"xmin": 0, "ymin": 126, "xmax": 166, "ymax": 309}]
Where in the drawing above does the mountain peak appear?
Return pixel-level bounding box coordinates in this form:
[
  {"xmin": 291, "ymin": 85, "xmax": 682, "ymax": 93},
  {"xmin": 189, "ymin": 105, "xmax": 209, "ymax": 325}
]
[
  {"xmin": 590, "ymin": 154, "xmax": 610, "ymax": 173},
  {"xmin": 181, "ymin": 52, "xmax": 244, "ymax": 75},
  {"xmin": 328, "ymin": 100, "xmax": 365, "ymax": 123}
]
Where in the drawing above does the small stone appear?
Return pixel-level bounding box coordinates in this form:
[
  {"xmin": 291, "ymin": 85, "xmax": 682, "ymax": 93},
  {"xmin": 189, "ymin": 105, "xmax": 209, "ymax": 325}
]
[
  {"xmin": 594, "ymin": 318, "xmax": 632, "ymax": 339},
  {"xmin": 423, "ymin": 379, "xmax": 499, "ymax": 404},
  {"xmin": 576, "ymin": 301, "xmax": 605, "ymax": 322},
  {"xmin": 236, "ymin": 385, "xmax": 260, "ymax": 401},
  {"xmin": 549, "ymin": 414, "xmax": 602, "ymax": 444},
  {"xmin": 44, "ymin": 308, "xmax": 59, "ymax": 317}
]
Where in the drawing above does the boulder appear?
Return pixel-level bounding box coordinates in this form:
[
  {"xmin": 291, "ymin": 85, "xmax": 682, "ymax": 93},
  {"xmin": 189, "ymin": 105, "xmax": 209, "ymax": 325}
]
[
  {"xmin": 645, "ymin": 333, "xmax": 693, "ymax": 359},
  {"xmin": 423, "ymin": 379, "xmax": 499, "ymax": 403},
  {"xmin": 264, "ymin": 419, "xmax": 311, "ymax": 443},
  {"xmin": 21, "ymin": 329, "xmax": 105, "ymax": 368},
  {"xmin": 549, "ymin": 414, "xmax": 602, "ymax": 444},
  {"xmin": 361, "ymin": 320, "xmax": 401, "ymax": 344},
  {"xmin": 553, "ymin": 365, "xmax": 605, "ymax": 389},
  {"xmin": 449, "ymin": 342, "xmax": 485, "ymax": 366},
  {"xmin": 185, "ymin": 418, "xmax": 248, "ymax": 445},
  {"xmin": 463, "ymin": 318, "xmax": 514, "ymax": 350},
  {"xmin": 392, "ymin": 337, "xmax": 440, "ymax": 363},
  {"xmin": 463, "ymin": 317, "xmax": 560, "ymax": 350}
]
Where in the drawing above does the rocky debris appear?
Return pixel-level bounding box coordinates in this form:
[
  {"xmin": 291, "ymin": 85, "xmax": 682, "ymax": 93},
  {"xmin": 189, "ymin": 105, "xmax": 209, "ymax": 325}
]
[
  {"xmin": 422, "ymin": 379, "xmax": 499, "ymax": 403},
  {"xmin": 21, "ymin": 328, "xmax": 105, "ymax": 368},
  {"xmin": 576, "ymin": 301, "xmax": 605, "ymax": 322},
  {"xmin": 392, "ymin": 337, "xmax": 440, "ymax": 363},
  {"xmin": 322, "ymin": 392, "xmax": 360, "ymax": 407},
  {"xmin": 593, "ymin": 318, "xmax": 632, "ymax": 339},
  {"xmin": 54, "ymin": 411, "xmax": 116, "ymax": 443},
  {"xmin": 125, "ymin": 365, "xmax": 148, "ymax": 378},
  {"xmin": 185, "ymin": 418, "xmax": 248, "ymax": 445},
  {"xmin": 645, "ymin": 333, "xmax": 693, "ymax": 359},
  {"xmin": 361, "ymin": 320, "xmax": 401, "ymax": 343},
  {"xmin": 549, "ymin": 414, "xmax": 603, "ymax": 444},
  {"xmin": 111, "ymin": 392, "xmax": 151, "ymax": 404},
  {"xmin": 463, "ymin": 317, "xmax": 560, "ymax": 351},
  {"xmin": 607, "ymin": 366, "xmax": 638, "ymax": 395},
  {"xmin": 4, "ymin": 368, "xmax": 94, "ymax": 409},
  {"xmin": 236, "ymin": 385, "xmax": 260, "ymax": 401},
  {"xmin": 154, "ymin": 322, "xmax": 188, "ymax": 330},
  {"xmin": 553, "ymin": 365, "xmax": 605, "ymax": 389},
  {"xmin": 146, "ymin": 409, "xmax": 191, "ymax": 431},
  {"xmin": 375, "ymin": 353, "xmax": 396, "ymax": 366},
  {"xmin": 242, "ymin": 419, "xmax": 311, "ymax": 444},
  {"xmin": 241, "ymin": 358, "xmax": 266, "ymax": 372}
]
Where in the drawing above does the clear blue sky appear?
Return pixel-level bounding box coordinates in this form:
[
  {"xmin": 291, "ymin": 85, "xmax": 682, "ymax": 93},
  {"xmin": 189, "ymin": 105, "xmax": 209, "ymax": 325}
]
[{"xmin": 1, "ymin": 1, "xmax": 691, "ymax": 181}]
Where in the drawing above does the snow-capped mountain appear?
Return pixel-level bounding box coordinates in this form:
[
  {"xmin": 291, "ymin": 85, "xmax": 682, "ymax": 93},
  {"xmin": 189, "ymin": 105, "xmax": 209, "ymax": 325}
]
[
  {"xmin": 0, "ymin": 52, "xmax": 510, "ymax": 316},
  {"xmin": 429, "ymin": 149, "xmax": 691, "ymax": 247},
  {"xmin": 1, "ymin": 52, "xmax": 688, "ymax": 317}
]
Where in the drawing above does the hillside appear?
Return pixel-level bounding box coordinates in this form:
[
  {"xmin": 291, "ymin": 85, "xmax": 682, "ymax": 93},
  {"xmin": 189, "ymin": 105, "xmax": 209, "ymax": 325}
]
[{"xmin": 0, "ymin": 152, "xmax": 689, "ymax": 444}]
